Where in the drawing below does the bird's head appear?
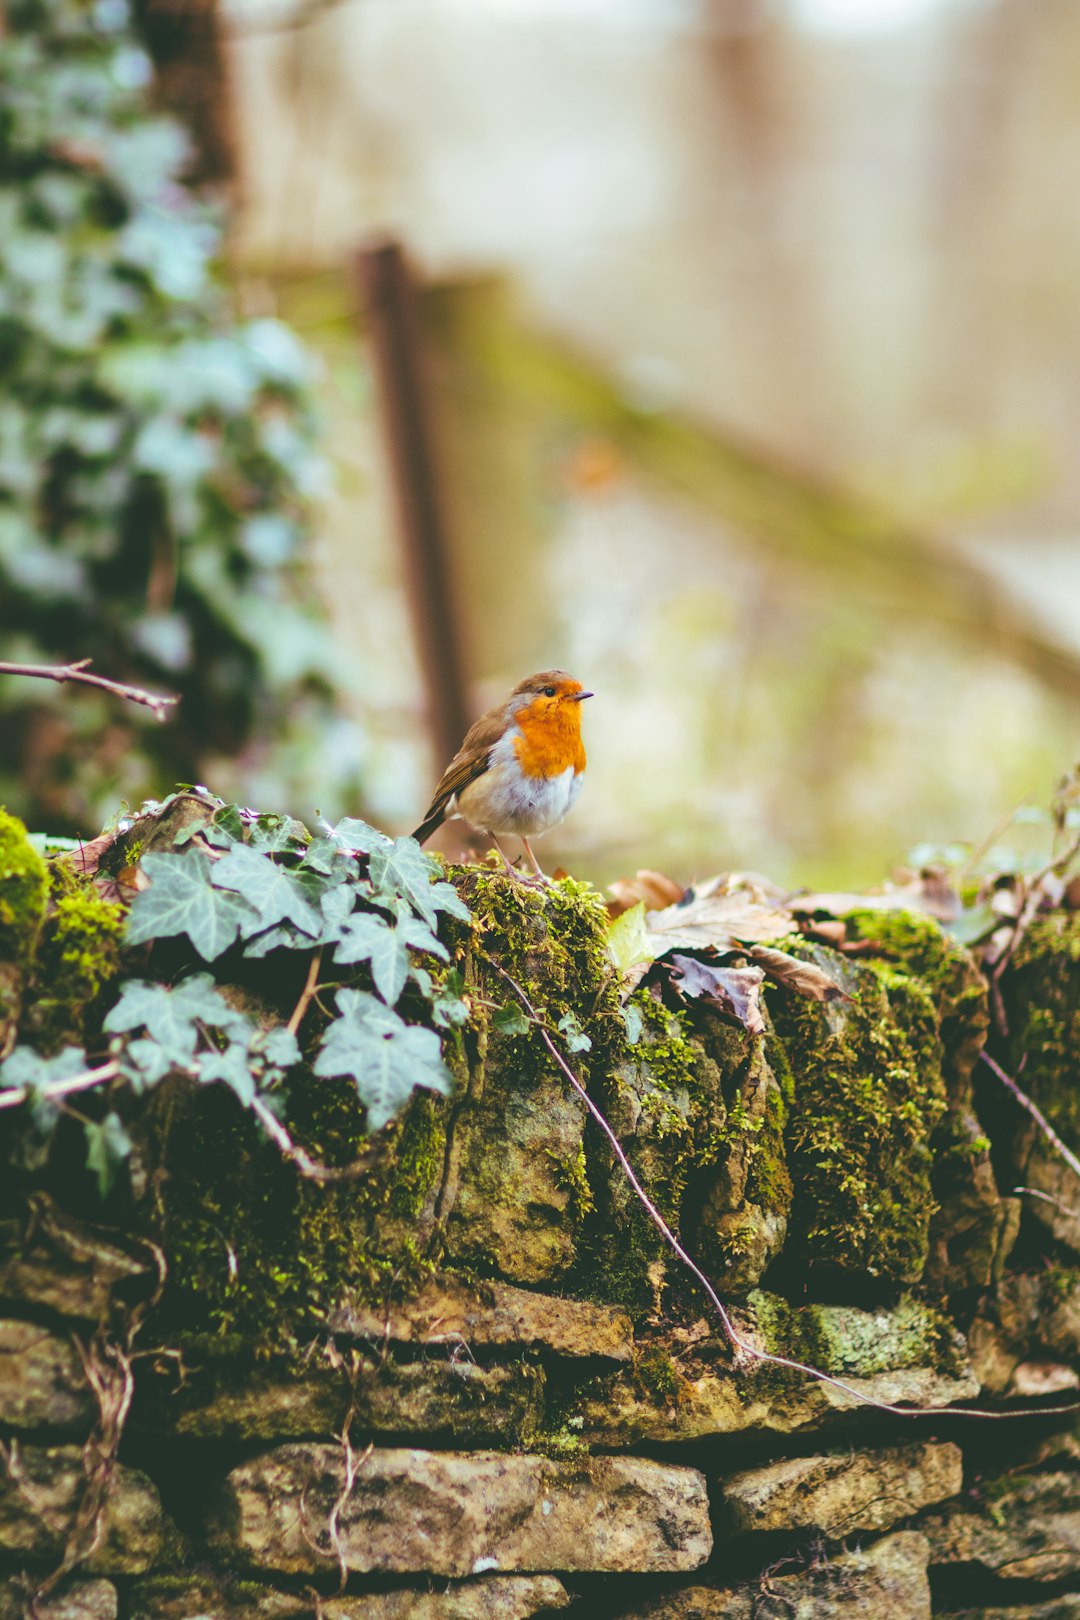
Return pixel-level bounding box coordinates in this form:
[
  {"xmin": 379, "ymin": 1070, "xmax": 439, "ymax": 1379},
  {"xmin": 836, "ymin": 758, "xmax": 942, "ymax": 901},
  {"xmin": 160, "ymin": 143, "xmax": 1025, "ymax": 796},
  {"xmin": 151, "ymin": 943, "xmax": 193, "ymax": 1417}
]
[{"xmin": 511, "ymin": 670, "xmax": 593, "ymax": 725}]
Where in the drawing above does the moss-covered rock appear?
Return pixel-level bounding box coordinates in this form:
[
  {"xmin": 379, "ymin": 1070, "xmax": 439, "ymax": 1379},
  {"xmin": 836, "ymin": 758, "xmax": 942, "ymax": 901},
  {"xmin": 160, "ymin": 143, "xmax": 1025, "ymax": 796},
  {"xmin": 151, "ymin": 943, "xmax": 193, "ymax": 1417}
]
[
  {"xmin": 22, "ymin": 870, "xmax": 125, "ymax": 1054},
  {"xmin": 768, "ymin": 942, "xmax": 948, "ymax": 1284},
  {"xmin": 997, "ymin": 910, "xmax": 1080, "ymax": 1254},
  {"xmin": 0, "ymin": 809, "xmax": 48, "ymax": 1058},
  {"xmin": 840, "ymin": 909, "xmax": 1009, "ymax": 1293}
]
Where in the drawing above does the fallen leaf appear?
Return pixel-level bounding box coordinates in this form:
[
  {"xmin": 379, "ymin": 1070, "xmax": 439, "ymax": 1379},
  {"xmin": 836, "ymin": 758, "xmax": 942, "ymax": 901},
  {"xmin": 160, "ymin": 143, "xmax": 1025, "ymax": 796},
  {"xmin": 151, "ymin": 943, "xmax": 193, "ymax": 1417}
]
[
  {"xmin": 606, "ymin": 902, "xmax": 656, "ymax": 980},
  {"xmin": 62, "ymin": 829, "xmax": 120, "ymax": 876},
  {"xmin": 608, "ymin": 869, "xmax": 687, "ymax": 918},
  {"xmin": 669, "ymin": 954, "xmax": 765, "ymax": 1035},
  {"xmin": 645, "ymin": 875, "xmax": 793, "ymax": 956},
  {"xmin": 745, "ymin": 945, "xmax": 849, "ymax": 1004}
]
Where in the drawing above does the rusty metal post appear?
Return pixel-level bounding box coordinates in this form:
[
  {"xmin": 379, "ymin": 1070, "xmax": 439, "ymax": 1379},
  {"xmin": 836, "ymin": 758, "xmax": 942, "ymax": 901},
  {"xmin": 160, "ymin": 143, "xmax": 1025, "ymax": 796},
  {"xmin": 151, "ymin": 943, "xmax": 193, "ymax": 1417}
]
[{"xmin": 354, "ymin": 240, "xmax": 470, "ymax": 771}]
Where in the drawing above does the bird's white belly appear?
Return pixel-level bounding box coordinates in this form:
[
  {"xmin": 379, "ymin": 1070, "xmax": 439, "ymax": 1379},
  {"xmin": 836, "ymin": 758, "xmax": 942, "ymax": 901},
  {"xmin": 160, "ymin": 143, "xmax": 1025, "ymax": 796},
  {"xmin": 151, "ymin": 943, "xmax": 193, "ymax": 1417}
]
[{"xmin": 457, "ymin": 758, "xmax": 583, "ymax": 837}]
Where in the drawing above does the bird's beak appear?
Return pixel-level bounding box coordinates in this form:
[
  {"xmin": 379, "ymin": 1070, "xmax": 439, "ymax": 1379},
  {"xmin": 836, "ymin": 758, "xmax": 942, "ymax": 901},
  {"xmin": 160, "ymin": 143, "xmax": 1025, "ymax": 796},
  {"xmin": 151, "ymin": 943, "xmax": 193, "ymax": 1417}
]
[{"xmin": 573, "ymin": 691, "xmax": 594, "ymax": 701}]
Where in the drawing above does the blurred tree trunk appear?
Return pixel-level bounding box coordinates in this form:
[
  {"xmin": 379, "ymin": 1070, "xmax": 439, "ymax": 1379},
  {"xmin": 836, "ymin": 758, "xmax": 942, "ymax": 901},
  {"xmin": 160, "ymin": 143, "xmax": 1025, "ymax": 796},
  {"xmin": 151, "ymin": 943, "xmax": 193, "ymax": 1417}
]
[{"xmin": 131, "ymin": 0, "xmax": 235, "ymax": 188}]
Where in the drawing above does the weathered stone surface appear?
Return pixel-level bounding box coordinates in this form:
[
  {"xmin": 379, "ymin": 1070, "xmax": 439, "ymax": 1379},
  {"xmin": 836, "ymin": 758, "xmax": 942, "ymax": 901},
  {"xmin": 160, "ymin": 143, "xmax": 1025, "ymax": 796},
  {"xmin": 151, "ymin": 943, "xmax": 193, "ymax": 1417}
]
[
  {"xmin": 330, "ymin": 1275, "xmax": 633, "ymax": 1361},
  {"xmin": 316, "ymin": 1576, "xmax": 570, "ymax": 1619},
  {"xmin": 997, "ymin": 912, "xmax": 1080, "ymax": 1256},
  {"xmin": 0, "ymin": 1320, "xmax": 94, "ymax": 1436},
  {"xmin": 0, "ymin": 1578, "xmax": 117, "ymax": 1620},
  {"xmin": 718, "ymin": 1440, "xmax": 963, "ymax": 1536},
  {"xmin": 941, "ymin": 1601, "xmax": 1080, "ymax": 1620},
  {"xmin": 0, "ymin": 1220, "xmax": 146, "ymax": 1326},
  {"xmin": 692, "ymin": 1026, "xmax": 791, "ymax": 1293},
  {"xmin": 155, "ymin": 1355, "xmax": 543, "ymax": 1445},
  {"xmin": 926, "ymin": 1113, "xmax": 1016, "ymax": 1293},
  {"xmin": 618, "ymin": 1531, "xmax": 931, "ymax": 1619},
  {"xmin": 214, "ymin": 1444, "xmax": 712, "ymax": 1576},
  {"xmin": 573, "ymin": 1295, "xmax": 978, "ymax": 1447},
  {"xmin": 0, "ymin": 1444, "xmax": 162, "ymax": 1572},
  {"xmin": 128, "ymin": 1573, "xmax": 568, "ymax": 1620},
  {"xmin": 969, "ymin": 1270, "xmax": 1080, "ymax": 1394},
  {"xmin": 440, "ymin": 1047, "xmax": 587, "ymax": 1284},
  {"xmin": 921, "ymin": 1471, "xmax": 1080, "ymax": 1584}
]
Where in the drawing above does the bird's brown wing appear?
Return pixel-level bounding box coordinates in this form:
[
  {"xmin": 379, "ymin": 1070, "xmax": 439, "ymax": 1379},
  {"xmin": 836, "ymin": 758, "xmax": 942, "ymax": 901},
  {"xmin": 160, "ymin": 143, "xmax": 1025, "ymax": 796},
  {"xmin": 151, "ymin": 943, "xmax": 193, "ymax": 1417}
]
[{"xmin": 411, "ymin": 704, "xmax": 508, "ymax": 844}]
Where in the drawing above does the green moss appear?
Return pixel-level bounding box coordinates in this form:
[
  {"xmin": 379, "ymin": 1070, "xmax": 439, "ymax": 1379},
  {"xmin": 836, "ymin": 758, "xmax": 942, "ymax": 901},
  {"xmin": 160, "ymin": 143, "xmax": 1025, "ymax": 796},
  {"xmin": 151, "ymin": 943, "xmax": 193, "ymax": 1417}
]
[
  {"xmin": 24, "ymin": 870, "xmax": 125, "ymax": 1052},
  {"xmin": 769, "ymin": 939, "xmax": 948, "ymax": 1282},
  {"xmin": 0, "ymin": 808, "xmax": 48, "ymax": 961},
  {"xmin": 632, "ymin": 1343, "xmax": 686, "ymax": 1405},
  {"xmin": 1003, "ymin": 910, "xmax": 1080, "ymax": 1153},
  {"xmin": 745, "ymin": 1288, "xmax": 963, "ymax": 1398},
  {"xmin": 840, "ymin": 907, "xmax": 989, "ymax": 1095}
]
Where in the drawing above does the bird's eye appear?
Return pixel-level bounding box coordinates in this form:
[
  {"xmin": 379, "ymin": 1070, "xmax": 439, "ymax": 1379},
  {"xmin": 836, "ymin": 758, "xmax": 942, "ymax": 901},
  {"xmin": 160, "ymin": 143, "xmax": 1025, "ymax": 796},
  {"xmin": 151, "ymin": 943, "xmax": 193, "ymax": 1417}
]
[{"xmin": 543, "ymin": 685, "xmax": 556, "ymax": 697}]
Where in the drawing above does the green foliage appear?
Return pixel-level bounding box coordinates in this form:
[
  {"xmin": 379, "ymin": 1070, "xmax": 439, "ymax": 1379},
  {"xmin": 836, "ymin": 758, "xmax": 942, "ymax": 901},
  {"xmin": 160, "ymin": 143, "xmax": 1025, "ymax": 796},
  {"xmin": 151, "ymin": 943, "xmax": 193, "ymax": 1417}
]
[
  {"xmin": 0, "ymin": 0, "xmax": 353, "ymax": 831},
  {"xmin": 0, "ymin": 806, "xmax": 48, "ymax": 957},
  {"xmin": 0, "ymin": 790, "xmax": 471, "ymax": 1192}
]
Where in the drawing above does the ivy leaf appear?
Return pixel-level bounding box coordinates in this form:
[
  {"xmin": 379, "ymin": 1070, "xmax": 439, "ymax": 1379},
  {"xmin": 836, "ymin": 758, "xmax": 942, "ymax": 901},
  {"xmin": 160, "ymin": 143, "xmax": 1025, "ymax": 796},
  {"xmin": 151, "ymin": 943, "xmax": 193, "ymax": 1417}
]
[
  {"xmin": 369, "ymin": 838, "xmax": 470, "ymax": 928},
  {"xmin": 120, "ymin": 1037, "xmax": 176, "ymax": 1089},
  {"xmin": 244, "ymin": 923, "xmax": 321, "ymax": 958},
  {"xmin": 558, "ymin": 1011, "xmax": 593, "ymax": 1054},
  {"xmin": 197, "ymin": 1045, "xmax": 256, "ymax": 1106},
  {"xmin": 492, "ymin": 1003, "xmax": 530, "ymax": 1038},
  {"xmin": 314, "ymin": 987, "xmax": 452, "ymax": 1132},
  {"xmin": 333, "ymin": 911, "xmax": 447, "ymax": 1005},
  {"xmin": 211, "ymin": 844, "xmax": 322, "ymax": 938},
  {"xmin": 319, "ymin": 880, "xmax": 357, "ymax": 933},
  {"xmin": 84, "ymin": 1111, "xmax": 132, "ymax": 1198},
  {"xmin": 126, "ymin": 852, "xmax": 257, "ymax": 961},
  {"xmin": 323, "ymin": 816, "xmax": 393, "ymax": 856},
  {"xmin": 256, "ymin": 1026, "xmax": 301, "ymax": 1071},
  {"xmin": 620, "ymin": 1002, "xmax": 644, "ymax": 1046},
  {"xmin": 104, "ymin": 974, "xmax": 248, "ymax": 1062},
  {"xmin": 0, "ymin": 1045, "xmax": 88, "ymax": 1093}
]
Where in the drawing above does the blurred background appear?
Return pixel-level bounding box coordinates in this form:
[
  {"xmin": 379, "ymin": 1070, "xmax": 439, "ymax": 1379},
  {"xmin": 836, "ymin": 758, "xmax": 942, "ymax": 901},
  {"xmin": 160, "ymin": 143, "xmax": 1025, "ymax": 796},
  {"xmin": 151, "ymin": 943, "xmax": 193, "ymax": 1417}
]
[{"xmin": 3, "ymin": 0, "xmax": 1079, "ymax": 888}]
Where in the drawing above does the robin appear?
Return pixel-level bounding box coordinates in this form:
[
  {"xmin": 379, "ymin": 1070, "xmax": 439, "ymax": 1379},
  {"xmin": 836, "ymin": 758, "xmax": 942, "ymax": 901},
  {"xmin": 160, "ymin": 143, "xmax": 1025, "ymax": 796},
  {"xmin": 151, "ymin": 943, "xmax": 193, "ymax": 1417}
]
[{"xmin": 412, "ymin": 670, "xmax": 593, "ymax": 881}]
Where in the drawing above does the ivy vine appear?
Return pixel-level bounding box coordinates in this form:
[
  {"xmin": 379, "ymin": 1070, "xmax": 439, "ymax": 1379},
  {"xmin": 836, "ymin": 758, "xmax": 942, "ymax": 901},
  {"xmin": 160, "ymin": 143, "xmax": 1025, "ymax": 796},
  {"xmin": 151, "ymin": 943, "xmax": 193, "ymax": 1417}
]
[{"xmin": 0, "ymin": 790, "xmax": 472, "ymax": 1193}]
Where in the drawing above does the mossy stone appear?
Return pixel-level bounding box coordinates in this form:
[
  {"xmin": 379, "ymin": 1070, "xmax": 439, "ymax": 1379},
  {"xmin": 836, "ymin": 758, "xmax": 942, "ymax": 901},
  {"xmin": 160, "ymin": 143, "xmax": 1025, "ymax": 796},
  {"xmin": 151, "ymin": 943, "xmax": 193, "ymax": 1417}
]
[
  {"xmin": 768, "ymin": 940, "xmax": 948, "ymax": 1284},
  {"xmin": 0, "ymin": 808, "xmax": 48, "ymax": 1057}
]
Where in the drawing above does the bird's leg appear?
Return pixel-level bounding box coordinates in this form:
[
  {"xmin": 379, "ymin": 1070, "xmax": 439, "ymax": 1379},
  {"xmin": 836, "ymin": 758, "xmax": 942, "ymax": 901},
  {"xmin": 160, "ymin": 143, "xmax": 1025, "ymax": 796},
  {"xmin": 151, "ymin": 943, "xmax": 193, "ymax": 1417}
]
[
  {"xmin": 490, "ymin": 836, "xmax": 522, "ymax": 879},
  {"xmin": 520, "ymin": 837, "xmax": 550, "ymax": 884},
  {"xmin": 490, "ymin": 835, "xmax": 547, "ymax": 887}
]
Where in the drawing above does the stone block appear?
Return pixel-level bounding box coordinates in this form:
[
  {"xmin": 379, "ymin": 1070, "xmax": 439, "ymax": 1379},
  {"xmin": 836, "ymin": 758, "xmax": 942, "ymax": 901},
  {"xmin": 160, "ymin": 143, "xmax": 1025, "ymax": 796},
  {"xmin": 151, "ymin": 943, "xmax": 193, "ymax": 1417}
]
[
  {"xmin": 717, "ymin": 1440, "xmax": 962, "ymax": 1536},
  {"xmin": 0, "ymin": 1444, "xmax": 161, "ymax": 1573},
  {"xmin": 214, "ymin": 1444, "xmax": 712, "ymax": 1577},
  {"xmin": 619, "ymin": 1530, "xmax": 931, "ymax": 1619},
  {"xmin": 921, "ymin": 1471, "xmax": 1080, "ymax": 1584},
  {"xmin": 0, "ymin": 1321, "xmax": 94, "ymax": 1437}
]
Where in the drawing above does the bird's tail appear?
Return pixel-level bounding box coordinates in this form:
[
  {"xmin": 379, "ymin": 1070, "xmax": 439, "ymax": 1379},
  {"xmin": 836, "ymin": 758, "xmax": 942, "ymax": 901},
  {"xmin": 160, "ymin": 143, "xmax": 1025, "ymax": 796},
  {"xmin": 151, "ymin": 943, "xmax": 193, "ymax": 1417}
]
[{"xmin": 411, "ymin": 809, "xmax": 445, "ymax": 847}]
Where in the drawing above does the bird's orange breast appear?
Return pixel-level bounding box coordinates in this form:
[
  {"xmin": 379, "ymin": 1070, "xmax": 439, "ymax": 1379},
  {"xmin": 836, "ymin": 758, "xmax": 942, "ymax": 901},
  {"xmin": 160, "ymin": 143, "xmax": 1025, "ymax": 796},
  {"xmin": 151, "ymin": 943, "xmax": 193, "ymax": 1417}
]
[{"xmin": 512, "ymin": 699, "xmax": 587, "ymax": 780}]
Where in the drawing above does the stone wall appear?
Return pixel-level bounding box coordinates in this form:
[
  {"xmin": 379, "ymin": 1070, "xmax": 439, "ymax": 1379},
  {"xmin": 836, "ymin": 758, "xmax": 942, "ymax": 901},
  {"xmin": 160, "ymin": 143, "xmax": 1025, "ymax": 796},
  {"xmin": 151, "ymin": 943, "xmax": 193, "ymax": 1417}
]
[{"xmin": 2, "ymin": 864, "xmax": 1079, "ymax": 1620}]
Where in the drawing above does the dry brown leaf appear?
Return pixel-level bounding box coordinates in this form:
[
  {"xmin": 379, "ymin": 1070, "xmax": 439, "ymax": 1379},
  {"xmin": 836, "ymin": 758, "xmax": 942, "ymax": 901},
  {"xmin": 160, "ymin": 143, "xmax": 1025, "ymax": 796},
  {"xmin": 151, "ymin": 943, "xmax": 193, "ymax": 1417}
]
[
  {"xmin": 669, "ymin": 954, "xmax": 766, "ymax": 1035},
  {"xmin": 645, "ymin": 875, "xmax": 793, "ymax": 956},
  {"xmin": 62, "ymin": 829, "xmax": 120, "ymax": 876},
  {"xmin": 607, "ymin": 869, "xmax": 687, "ymax": 918},
  {"xmin": 800, "ymin": 918, "xmax": 847, "ymax": 948},
  {"xmin": 746, "ymin": 945, "xmax": 849, "ymax": 1004}
]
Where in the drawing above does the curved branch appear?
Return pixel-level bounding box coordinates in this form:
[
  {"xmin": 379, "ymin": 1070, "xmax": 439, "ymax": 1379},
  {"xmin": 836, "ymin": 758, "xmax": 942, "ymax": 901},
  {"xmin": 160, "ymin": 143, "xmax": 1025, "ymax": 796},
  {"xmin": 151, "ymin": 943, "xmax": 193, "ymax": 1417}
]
[{"xmin": 0, "ymin": 660, "xmax": 178, "ymax": 722}]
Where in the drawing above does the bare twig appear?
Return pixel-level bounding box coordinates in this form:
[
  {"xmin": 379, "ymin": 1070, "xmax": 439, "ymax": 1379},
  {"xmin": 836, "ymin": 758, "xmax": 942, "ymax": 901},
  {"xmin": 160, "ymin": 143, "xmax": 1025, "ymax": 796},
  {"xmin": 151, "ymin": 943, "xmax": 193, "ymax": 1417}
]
[
  {"xmin": 981, "ymin": 1051, "xmax": 1080, "ymax": 1188},
  {"xmin": 0, "ymin": 1061, "xmax": 119, "ymax": 1112},
  {"xmin": 1012, "ymin": 1185, "xmax": 1080, "ymax": 1222},
  {"xmin": 0, "ymin": 658, "xmax": 178, "ymax": 722},
  {"xmin": 494, "ymin": 964, "xmax": 1080, "ymax": 1423},
  {"xmin": 288, "ymin": 949, "xmax": 324, "ymax": 1036}
]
